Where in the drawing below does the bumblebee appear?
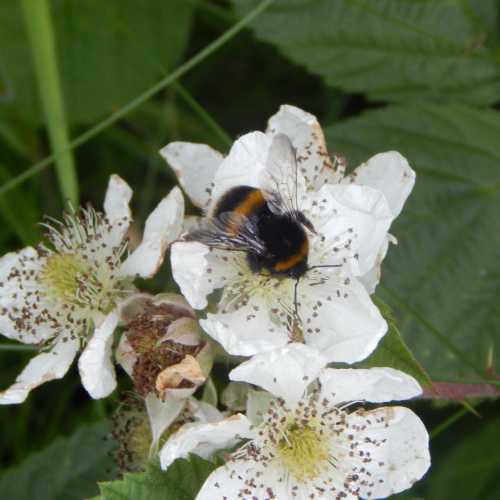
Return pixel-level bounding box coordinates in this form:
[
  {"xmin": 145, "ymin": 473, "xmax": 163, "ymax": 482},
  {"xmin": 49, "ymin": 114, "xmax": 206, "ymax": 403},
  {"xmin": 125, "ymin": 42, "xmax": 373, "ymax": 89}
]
[{"xmin": 184, "ymin": 134, "xmax": 316, "ymax": 279}]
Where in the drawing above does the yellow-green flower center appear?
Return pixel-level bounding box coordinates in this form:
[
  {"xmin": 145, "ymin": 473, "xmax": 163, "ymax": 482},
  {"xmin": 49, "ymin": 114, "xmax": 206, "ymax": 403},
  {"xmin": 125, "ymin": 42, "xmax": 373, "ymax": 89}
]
[
  {"xmin": 277, "ymin": 422, "xmax": 330, "ymax": 482},
  {"xmin": 39, "ymin": 253, "xmax": 93, "ymax": 304}
]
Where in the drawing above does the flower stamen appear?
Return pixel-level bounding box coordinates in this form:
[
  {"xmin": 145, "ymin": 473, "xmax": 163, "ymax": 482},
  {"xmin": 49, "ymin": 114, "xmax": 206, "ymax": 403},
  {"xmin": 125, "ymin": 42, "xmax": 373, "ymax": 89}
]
[{"xmin": 277, "ymin": 422, "xmax": 330, "ymax": 482}]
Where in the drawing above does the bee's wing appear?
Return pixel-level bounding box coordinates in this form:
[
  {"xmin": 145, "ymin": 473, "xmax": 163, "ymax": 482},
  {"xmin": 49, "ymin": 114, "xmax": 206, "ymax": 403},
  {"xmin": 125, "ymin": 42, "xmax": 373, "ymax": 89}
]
[
  {"xmin": 260, "ymin": 133, "xmax": 305, "ymax": 217},
  {"xmin": 184, "ymin": 212, "xmax": 266, "ymax": 255}
]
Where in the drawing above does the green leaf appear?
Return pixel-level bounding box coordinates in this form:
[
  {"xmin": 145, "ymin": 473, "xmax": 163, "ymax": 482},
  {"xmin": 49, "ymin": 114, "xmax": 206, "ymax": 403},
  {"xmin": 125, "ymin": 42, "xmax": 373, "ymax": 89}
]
[
  {"xmin": 97, "ymin": 456, "xmax": 219, "ymax": 500},
  {"xmin": 0, "ymin": 0, "xmax": 193, "ymax": 125},
  {"xmin": 234, "ymin": 0, "xmax": 500, "ymax": 105},
  {"xmin": 326, "ymin": 104, "xmax": 500, "ymax": 377},
  {"xmin": 221, "ymin": 381, "xmax": 250, "ymax": 412},
  {"xmin": 428, "ymin": 418, "xmax": 500, "ymax": 499},
  {"xmin": 0, "ymin": 421, "xmax": 115, "ymax": 500},
  {"xmin": 360, "ymin": 299, "xmax": 432, "ymax": 387}
]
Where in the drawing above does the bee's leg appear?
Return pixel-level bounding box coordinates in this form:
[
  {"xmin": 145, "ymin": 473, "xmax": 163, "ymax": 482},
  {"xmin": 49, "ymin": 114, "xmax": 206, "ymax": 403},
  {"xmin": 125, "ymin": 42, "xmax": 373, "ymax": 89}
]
[
  {"xmin": 293, "ymin": 277, "xmax": 300, "ymax": 317},
  {"xmin": 307, "ymin": 264, "xmax": 342, "ymax": 272},
  {"xmin": 290, "ymin": 277, "xmax": 305, "ymax": 343}
]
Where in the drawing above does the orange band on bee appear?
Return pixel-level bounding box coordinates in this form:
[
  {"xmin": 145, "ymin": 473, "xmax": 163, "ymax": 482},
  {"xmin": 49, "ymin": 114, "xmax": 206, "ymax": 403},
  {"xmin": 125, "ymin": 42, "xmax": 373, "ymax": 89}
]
[
  {"xmin": 227, "ymin": 190, "xmax": 266, "ymax": 234},
  {"xmin": 274, "ymin": 238, "xmax": 309, "ymax": 272}
]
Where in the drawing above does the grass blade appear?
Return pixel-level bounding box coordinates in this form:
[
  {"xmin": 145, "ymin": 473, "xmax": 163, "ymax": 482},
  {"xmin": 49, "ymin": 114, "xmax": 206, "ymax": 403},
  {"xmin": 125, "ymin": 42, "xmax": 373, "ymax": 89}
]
[
  {"xmin": 20, "ymin": 0, "xmax": 78, "ymax": 204},
  {"xmin": 0, "ymin": 0, "xmax": 275, "ymax": 198},
  {"xmin": 430, "ymin": 407, "xmax": 469, "ymax": 439}
]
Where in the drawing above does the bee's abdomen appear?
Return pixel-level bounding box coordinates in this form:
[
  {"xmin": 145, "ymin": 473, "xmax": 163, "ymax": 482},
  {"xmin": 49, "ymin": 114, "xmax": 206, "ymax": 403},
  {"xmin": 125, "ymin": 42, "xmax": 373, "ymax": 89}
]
[
  {"xmin": 214, "ymin": 186, "xmax": 268, "ymax": 235},
  {"xmin": 255, "ymin": 214, "xmax": 309, "ymax": 278},
  {"xmin": 214, "ymin": 186, "xmax": 309, "ymax": 278},
  {"xmin": 214, "ymin": 186, "xmax": 267, "ymax": 218}
]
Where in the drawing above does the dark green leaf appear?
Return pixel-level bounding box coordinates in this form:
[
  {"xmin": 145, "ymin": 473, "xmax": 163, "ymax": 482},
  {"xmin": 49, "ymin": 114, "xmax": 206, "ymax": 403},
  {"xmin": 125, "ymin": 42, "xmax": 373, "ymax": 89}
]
[
  {"xmin": 326, "ymin": 104, "xmax": 500, "ymax": 377},
  {"xmin": 360, "ymin": 299, "xmax": 432, "ymax": 387},
  {"xmin": 234, "ymin": 0, "xmax": 500, "ymax": 105},
  {"xmin": 97, "ymin": 455, "xmax": 219, "ymax": 500},
  {"xmin": 428, "ymin": 418, "xmax": 500, "ymax": 499},
  {"xmin": 0, "ymin": 0, "xmax": 193, "ymax": 125},
  {"xmin": 0, "ymin": 421, "xmax": 115, "ymax": 500}
]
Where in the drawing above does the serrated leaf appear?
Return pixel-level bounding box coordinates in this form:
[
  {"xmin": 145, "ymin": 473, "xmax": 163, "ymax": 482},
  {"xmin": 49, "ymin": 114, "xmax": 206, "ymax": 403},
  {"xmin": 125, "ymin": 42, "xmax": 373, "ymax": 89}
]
[
  {"xmin": 326, "ymin": 104, "xmax": 500, "ymax": 377},
  {"xmin": 0, "ymin": 421, "xmax": 115, "ymax": 500},
  {"xmin": 97, "ymin": 456, "xmax": 219, "ymax": 500},
  {"xmin": 234, "ymin": 0, "xmax": 500, "ymax": 105},
  {"xmin": 0, "ymin": 0, "xmax": 193, "ymax": 125},
  {"xmin": 428, "ymin": 418, "xmax": 500, "ymax": 499},
  {"xmin": 360, "ymin": 299, "xmax": 432, "ymax": 387}
]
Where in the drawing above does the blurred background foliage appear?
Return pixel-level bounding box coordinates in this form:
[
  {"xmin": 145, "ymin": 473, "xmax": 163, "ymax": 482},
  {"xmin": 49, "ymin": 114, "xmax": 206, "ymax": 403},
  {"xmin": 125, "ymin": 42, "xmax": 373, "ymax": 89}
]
[{"xmin": 0, "ymin": 0, "xmax": 499, "ymax": 498}]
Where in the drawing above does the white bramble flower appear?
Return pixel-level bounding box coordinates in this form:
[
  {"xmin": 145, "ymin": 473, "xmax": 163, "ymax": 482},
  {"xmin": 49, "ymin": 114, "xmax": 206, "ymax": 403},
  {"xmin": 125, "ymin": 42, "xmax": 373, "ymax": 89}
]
[
  {"xmin": 161, "ymin": 105, "xmax": 415, "ymax": 363},
  {"xmin": 0, "ymin": 175, "xmax": 184, "ymax": 404},
  {"xmin": 116, "ymin": 292, "xmax": 212, "ymax": 400},
  {"xmin": 160, "ymin": 344, "xmax": 430, "ymax": 499}
]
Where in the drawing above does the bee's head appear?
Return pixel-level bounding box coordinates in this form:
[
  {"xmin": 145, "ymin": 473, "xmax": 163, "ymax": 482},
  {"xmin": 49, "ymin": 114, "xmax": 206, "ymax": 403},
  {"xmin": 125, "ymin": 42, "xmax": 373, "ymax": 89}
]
[{"xmin": 292, "ymin": 210, "xmax": 317, "ymax": 235}]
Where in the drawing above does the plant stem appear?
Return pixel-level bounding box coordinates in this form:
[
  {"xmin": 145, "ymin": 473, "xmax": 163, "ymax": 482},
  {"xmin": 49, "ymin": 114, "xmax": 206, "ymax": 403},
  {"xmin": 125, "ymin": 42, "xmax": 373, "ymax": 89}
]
[
  {"xmin": 20, "ymin": 0, "xmax": 78, "ymax": 204},
  {"xmin": 0, "ymin": 343, "xmax": 37, "ymax": 352}
]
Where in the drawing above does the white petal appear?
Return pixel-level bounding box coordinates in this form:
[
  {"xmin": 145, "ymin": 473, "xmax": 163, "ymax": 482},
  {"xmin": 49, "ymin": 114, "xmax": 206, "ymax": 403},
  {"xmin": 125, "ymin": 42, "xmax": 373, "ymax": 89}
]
[
  {"xmin": 187, "ymin": 399, "xmax": 225, "ymax": 424},
  {"xmin": 320, "ymin": 367, "xmax": 422, "ymax": 405},
  {"xmin": 211, "ymin": 132, "xmax": 271, "ymax": 204},
  {"xmin": 267, "ymin": 104, "xmax": 343, "ymax": 189},
  {"xmin": 120, "ymin": 186, "xmax": 184, "ymax": 279},
  {"xmin": 0, "ymin": 247, "xmax": 52, "ymax": 343},
  {"xmin": 196, "ymin": 459, "xmax": 289, "ymax": 500},
  {"xmin": 346, "ymin": 407, "xmax": 430, "ymax": 498},
  {"xmin": 246, "ymin": 390, "xmax": 275, "ymax": 426},
  {"xmin": 346, "ymin": 151, "xmax": 416, "ymax": 218},
  {"xmin": 200, "ymin": 296, "xmax": 289, "ymax": 357},
  {"xmin": 171, "ymin": 242, "xmax": 238, "ymax": 310},
  {"xmin": 195, "ymin": 462, "xmax": 251, "ymax": 500},
  {"xmin": 164, "ymin": 317, "xmax": 201, "ymax": 346},
  {"xmin": 183, "ymin": 215, "xmax": 201, "ymax": 233},
  {"xmin": 145, "ymin": 393, "xmax": 186, "ymax": 450},
  {"xmin": 0, "ymin": 336, "xmax": 79, "ymax": 404},
  {"xmin": 159, "ymin": 414, "xmax": 254, "ymax": 470},
  {"xmin": 103, "ymin": 174, "xmax": 133, "ymax": 245},
  {"xmin": 230, "ymin": 343, "xmax": 327, "ymax": 406},
  {"xmin": 78, "ymin": 310, "xmax": 119, "ymax": 399},
  {"xmin": 358, "ymin": 235, "xmax": 391, "ymax": 294},
  {"xmin": 301, "ymin": 274, "xmax": 387, "ymax": 363},
  {"xmin": 307, "ymin": 183, "xmax": 393, "ymax": 276},
  {"xmin": 115, "ymin": 333, "xmax": 136, "ymax": 377},
  {"xmin": 160, "ymin": 142, "xmax": 223, "ymax": 208}
]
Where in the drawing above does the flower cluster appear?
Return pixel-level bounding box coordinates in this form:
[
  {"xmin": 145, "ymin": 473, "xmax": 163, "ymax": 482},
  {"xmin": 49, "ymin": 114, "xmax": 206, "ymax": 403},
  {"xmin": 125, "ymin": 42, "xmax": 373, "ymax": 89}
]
[{"xmin": 0, "ymin": 105, "xmax": 429, "ymax": 499}]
